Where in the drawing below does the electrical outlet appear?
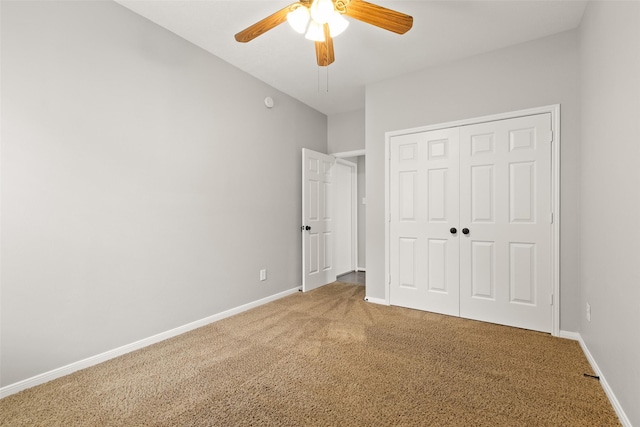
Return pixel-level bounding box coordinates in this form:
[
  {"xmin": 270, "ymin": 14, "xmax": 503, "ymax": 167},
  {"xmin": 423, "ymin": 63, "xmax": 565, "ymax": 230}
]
[
  {"xmin": 260, "ymin": 269, "xmax": 267, "ymax": 281},
  {"xmin": 586, "ymin": 302, "xmax": 591, "ymax": 322}
]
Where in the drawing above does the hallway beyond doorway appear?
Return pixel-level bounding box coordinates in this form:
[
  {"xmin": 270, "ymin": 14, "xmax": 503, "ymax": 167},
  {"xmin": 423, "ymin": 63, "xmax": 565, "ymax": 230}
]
[{"xmin": 336, "ymin": 271, "xmax": 365, "ymax": 285}]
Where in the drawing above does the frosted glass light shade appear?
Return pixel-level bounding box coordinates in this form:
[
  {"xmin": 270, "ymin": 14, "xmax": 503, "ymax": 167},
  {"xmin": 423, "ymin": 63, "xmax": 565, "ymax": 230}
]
[
  {"xmin": 328, "ymin": 11, "xmax": 349, "ymax": 37},
  {"xmin": 287, "ymin": 6, "xmax": 310, "ymax": 34},
  {"xmin": 310, "ymin": 0, "xmax": 334, "ymax": 25},
  {"xmin": 305, "ymin": 20, "xmax": 325, "ymax": 42}
]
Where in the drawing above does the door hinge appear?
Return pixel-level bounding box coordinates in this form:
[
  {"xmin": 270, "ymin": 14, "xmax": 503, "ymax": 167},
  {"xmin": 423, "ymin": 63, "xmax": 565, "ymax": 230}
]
[
  {"xmin": 549, "ymin": 212, "xmax": 554, "ymax": 224},
  {"xmin": 550, "ymin": 294, "xmax": 554, "ymax": 306}
]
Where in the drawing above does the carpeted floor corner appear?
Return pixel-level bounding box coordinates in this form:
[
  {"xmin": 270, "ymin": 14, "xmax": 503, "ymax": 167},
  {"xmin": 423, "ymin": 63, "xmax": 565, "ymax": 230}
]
[{"xmin": 0, "ymin": 282, "xmax": 620, "ymax": 426}]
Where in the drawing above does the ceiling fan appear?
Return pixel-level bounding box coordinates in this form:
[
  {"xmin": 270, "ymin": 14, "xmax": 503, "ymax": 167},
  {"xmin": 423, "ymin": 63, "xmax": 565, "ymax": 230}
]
[{"xmin": 235, "ymin": 0, "xmax": 413, "ymax": 66}]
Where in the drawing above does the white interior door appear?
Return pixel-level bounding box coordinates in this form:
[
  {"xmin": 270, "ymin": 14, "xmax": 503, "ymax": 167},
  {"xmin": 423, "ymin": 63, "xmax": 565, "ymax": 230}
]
[
  {"xmin": 334, "ymin": 159, "xmax": 357, "ymax": 277},
  {"xmin": 459, "ymin": 114, "xmax": 552, "ymax": 332},
  {"xmin": 302, "ymin": 149, "xmax": 337, "ymax": 292},
  {"xmin": 389, "ymin": 129, "xmax": 460, "ymax": 316}
]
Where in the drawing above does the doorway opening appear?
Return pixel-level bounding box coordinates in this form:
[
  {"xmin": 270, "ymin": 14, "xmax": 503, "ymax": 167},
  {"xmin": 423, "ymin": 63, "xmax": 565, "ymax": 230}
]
[
  {"xmin": 337, "ymin": 271, "xmax": 366, "ymax": 285},
  {"xmin": 333, "ymin": 150, "xmax": 365, "ymax": 279},
  {"xmin": 301, "ymin": 148, "xmax": 366, "ymax": 292}
]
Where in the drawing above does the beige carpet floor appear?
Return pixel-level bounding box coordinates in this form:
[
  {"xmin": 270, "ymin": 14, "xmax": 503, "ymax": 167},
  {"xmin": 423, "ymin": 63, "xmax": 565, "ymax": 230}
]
[{"xmin": 0, "ymin": 282, "xmax": 620, "ymax": 426}]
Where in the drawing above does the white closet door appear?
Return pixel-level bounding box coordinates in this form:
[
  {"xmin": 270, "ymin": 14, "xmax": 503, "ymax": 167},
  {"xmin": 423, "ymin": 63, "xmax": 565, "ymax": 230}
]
[
  {"xmin": 459, "ymin": 114, "xmax": 552, "ymax": 332},
  {"xmin": 389, "ymin": 129, "xmax": 460, "ymax": 316}
]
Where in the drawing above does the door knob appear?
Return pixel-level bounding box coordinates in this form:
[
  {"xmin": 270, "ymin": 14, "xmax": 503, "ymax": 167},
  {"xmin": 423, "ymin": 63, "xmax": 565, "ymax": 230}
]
[
  {"xmin": 450, "ymin": 227, "xmax": 457, "ymax": 234},
  {"xmin": 305, "ymin": 225, "xmax": 311, "ymax": 231},
  {"xmin": 462, "ymin": 228, "xmax": 470, "ymax": 235}
]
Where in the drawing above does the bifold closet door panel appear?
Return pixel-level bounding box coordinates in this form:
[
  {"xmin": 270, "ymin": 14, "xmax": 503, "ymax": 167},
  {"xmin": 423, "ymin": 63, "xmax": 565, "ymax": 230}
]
[
  {"xmin": 459, "ymin": 114, "xmax": 553, "ymax": 333},
  {"xmin": 389, "ymin": 129, "xmax": 460, "ymax": 316}
]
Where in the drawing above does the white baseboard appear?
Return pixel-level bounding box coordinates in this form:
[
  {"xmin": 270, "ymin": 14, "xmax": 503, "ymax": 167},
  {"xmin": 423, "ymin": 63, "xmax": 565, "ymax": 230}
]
[
  {"xmin": 558, "ymin": 330, "xmax": 581, "ymax": 341},
  {"xmin": 0, "ymin": 287, "xmax": 300, "ymax": 399},
  {"xmin": 364, "ymin": 296, "xmax": 388, "ymax": 305},
  {"xmin": 573, "ymin": 333, "xmax": 631, "ymax": 427},
  {"xmin": 356, "ymin": 267, "xmax": 366, "ymax": 272}
]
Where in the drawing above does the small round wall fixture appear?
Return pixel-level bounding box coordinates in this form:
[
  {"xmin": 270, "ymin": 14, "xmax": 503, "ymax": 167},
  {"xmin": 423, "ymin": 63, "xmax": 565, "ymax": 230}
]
[{"xmin": 264, "ymin": 96, "xmax": 274, "ymax": 108}]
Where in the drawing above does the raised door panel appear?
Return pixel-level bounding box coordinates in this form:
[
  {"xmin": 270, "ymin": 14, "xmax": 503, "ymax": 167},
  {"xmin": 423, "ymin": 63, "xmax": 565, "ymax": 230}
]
[
  {"xmin": 427, "ymin": 239, "xmax": 448, "ymax": 293},
  {"xmin": 427, "ymin": 168, "xmax": 448, "ymax": 222},
  {"xmin": 471, "ymin": 165, "xmax": 494, "ymax": 223},
  {"xmin": 509, "ymin": 243, "xmax": 536, "ymax": 305},
  {"xmin": 399, "ymin": 171, "xmax": 417, "ymax": 221},
  {"xmin": 509, "ymin": 162, "xmax": 536, "ymax": 223},
  {"xmin": 398, "ymin": 238, "xmax": 417, "ymax": 289},
  {"xmin": 471, "ymin": 241, "xmax": 495, "ymax": 300},
  {"xmin": 308, "ymin": 179, "xmax": 319, "ymax": 221},
  {"xmin": 309, "ymin": 233, "xmax": 319, "ymax": 275}
]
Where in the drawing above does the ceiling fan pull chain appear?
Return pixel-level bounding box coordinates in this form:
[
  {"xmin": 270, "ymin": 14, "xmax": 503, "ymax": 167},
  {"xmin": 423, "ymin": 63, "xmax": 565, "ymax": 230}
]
[
  {"xmin": 324, "ymin": 67, "xmax": 329, "ymax": 93},
  {"xmin": 317, "ymin": 66, "xmax": 329, "ymax": 93}
]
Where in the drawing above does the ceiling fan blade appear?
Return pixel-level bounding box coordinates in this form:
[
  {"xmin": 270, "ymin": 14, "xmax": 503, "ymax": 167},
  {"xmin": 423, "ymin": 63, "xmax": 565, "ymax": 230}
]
[
  {"xmin": 342, "ymin": 0, "xmax": 413, "ymax": 35},
  {"xmin": 235, "ymin": 2, "xmax": 302, "ymax": 43},
  {"xmin": 315, "ymin": 24, "xmax": 335, "ymax": 66}
]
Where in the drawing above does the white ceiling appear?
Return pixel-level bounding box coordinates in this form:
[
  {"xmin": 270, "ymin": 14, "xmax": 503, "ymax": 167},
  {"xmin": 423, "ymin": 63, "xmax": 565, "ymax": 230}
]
[{"xmin": 115, "ymin": 0, "xmax": 587, "ymax": 115}]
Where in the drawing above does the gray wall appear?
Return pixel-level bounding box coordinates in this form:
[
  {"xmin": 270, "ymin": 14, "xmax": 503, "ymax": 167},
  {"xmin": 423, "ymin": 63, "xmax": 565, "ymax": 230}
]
[
  {"xmin": 579, "ymin": 2, "xmax": 640, "ymax": 425},
  {"xmin": 328, "ymin": 109, "xmax": 365, "ymax": 153},
  {"xmin": 1, "ymin": 1, "xmax": 327, "ymax": 387},
  {"xmin": 365, "ymin": 30, "xmax": 580, "ymax": 331}
]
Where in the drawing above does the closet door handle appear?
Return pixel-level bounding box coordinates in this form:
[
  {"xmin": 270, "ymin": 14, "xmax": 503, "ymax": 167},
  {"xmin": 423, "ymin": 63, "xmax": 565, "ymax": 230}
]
[
  {"xmin": 462, "ymin": 228, "xmax": 470, "ymax": 235},
  {"xmin": 450, "ymin": 227, "xmax": 457, "ymax": 234}
]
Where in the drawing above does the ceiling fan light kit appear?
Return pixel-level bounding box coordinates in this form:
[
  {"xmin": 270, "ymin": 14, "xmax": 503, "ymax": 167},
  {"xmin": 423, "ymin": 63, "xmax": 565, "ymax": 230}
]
[
  {"xmin": 235, "ymin": 0, "xmax": 413, "ymax": 67},
  {"xmin": 310, "ymin": 0, "xmax": 335, "ymax": 24},
  {"xmin": 327, "ymin": 12, "xmax": 349, "ymax": 37},
  {"xmin": 288, "ymin": 1, "xmax": 348, "ymax": 42},
  {"xmin": 305, "ymin": 20, "xmax": 326, "ymax": 42},
  {"xmin": 287, "ymin": 5, "xmax": 310, "ymax": 34}
]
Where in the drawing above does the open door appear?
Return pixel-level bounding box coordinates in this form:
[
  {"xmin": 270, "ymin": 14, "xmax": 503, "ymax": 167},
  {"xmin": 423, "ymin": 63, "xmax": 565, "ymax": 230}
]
[{"xmin": 302, "ymin": 148, "xmax": 336, "ymax": 291}]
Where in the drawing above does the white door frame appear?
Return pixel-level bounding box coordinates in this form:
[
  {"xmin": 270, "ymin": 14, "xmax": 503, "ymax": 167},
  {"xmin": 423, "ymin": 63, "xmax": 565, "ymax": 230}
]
[{"xmin": 384, "ymin": 105, "xmax": 561, "ymax": 336}]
